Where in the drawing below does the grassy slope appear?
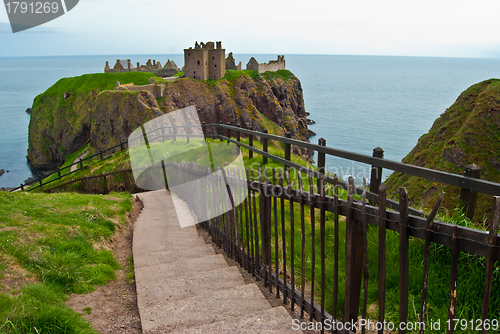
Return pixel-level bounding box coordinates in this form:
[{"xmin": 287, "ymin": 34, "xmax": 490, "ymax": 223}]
[
  {"xmin": 26, "ymin": 129, "xmax": 500, "ymax": 332},
  {"xmin": 385, "ymin": 79, "xmax": 500, "ymax": 223},
  {"xmin": 0, "ymin": 191, "xmax": 132, "ymax": 333}
]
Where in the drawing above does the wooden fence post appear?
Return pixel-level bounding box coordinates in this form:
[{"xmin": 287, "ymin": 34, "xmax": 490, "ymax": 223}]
[
  {"xmin": 219, "ymin": 121, "xmax": 223, "ymax": 141},
  {"xmin": 20, "ymin": 184, "xmax": 24, "ymax": 191},
  {"xmin": 173, "ymin": 123, "xmax": 177, "ymax": 142},
  {"xmin": 39, "ymin": 177, "xmax": 42, "ymax": 187},
  {"xmin": 285, "ymin": 132, "xmax": 291, "ymax": 172},
  {"xmin": 343, "ymin": 176, "xmax": 364, "ymax": 324},
  {"xmin": 202, "ymin": 122, "xmax": 206, "ymax": 139},
  {"xmin": 460, "ymin": 163, "xmax": 481, "ymax": 220},
  {"xmin": 79, "ymin": 159, "xmax": 83, "ymax": 169},
  {"xmin": 370, "ymin": 147, "xmax": 384, "ymax": 194},
  {"xmin": 248, "ymin": 126, "xmax": 254, "ymax": 159},
  {"xmin": 317, "ymin": 137, "xmax": 326, "ymax": 193},
  {"xmin": 120, "ymin": 141, "xmax": 124, "ymax": 151},
  {"xmin": 227, "ymin": 122, "xmax": 231, "ymax": 144},
  {"xmin": 262, "ymin": 129, "xmax": 268, "ymax": 164},
  {"xmin": 236, "ymin": 124, "xmax": 241, "ymax": 154},
  {"xmin": 58, "ymin": 168, "xmax": 61, "ymax": 180}
]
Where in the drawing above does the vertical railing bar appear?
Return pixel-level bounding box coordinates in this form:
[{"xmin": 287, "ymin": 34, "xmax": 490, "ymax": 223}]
[
  {"xmin": 319, "ymin": 174, "xmax": 326, "ymax": 334},
  {"xmin": 238, "ymin": 167, "xmax": 245, "ymax": 267},
  {"xmin": 244, "ymin": 167, "xmax": 251, "ymax": 271},
  {"xmin": 298, "ymin": 172, "xmax": 306, "ymax": 319},
  {"xmin": 333, "ymin": 174, "xmax": 339, "ymax": 333},
  {"xmin": 309, "ymin": 173, "xmax": 316, "ymax": 322},
  {"xmin": 377, "ymin": 183, "xmax": 387, "ymax": 334},
  {"xmin": 447, "ymin": 226, "xmax": 459, "ymax": 334},
  {"xmin": 280, "ymin": 169, "xmax": 288, "ymax": 305},
  {"xmin": 480, "ymin": 196, "xmax": 500, "ymax": 334},
  {"xmin": 273, "ymin": 169, "xmax": 280, "ymax": 298},
  {"xmin": 247, "ymin": 168, "xmax": 255, "ymax": 276},
  {"xmin": 286, "ymin": 170, "xmax": 296, "ymax": 311},
  {"xmin": 399, "ymin": 187, "xmax": 409, "ymax": 334},
  {"xmin": 361, "ymin": 178, "xmax": 369, "ymax": 334},
  {"xmin": 419, "ymin": 192, "xmax": 445, "ymax": 334},
  {"xmin": 253, "ymin": 168, "xmax": 260, "ymax": 279}
]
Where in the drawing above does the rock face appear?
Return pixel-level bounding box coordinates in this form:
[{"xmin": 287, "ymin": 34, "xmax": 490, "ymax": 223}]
[
  {"xmin": 385, "ymin": 79, "xmax": 500, "ymax": 222},
  {"xmin": 27, "ymin": 72, "xmax": 309, "ymax": 170}
]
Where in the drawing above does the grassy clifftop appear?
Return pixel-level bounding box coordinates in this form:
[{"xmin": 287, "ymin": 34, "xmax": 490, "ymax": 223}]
[
  {"xmin": 385, "ymin": 79, "xmax": 500, "ymax": 222},
  {"xmin": 27, "ymin": 70, "xmax": 309, "ymax": 171}
]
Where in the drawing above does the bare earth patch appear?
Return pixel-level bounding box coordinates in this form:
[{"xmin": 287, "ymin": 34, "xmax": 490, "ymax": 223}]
[{"xmin": 66, "ymin": 195, "xmax": 143, "ymax": 334}]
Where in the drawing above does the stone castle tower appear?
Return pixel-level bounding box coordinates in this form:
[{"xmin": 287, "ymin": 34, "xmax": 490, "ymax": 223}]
[{"xmin": 184, "ymin": 41, "xmax": 226, "ymax": 80}]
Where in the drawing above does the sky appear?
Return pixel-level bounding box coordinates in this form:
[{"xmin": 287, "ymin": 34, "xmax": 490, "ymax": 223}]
[{"xmin": 1, "ymin": 0, "xmax": 500, "ymax": 58}]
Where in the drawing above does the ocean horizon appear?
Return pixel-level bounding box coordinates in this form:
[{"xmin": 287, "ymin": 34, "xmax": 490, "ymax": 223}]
[{"xmin": 1, "ymin": 54, "xmax": 500, "ymax": 188}]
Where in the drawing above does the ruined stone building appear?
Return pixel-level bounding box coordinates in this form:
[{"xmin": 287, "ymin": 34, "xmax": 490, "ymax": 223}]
[
  {"xmin": 184, "ymin": 41, "xmax": 226, "ymax": 80},
  {"xmin": 225, "ymin": 52, "xmax": 241, "ymax": 70},
  {"xmin": 104, "ymin": 58, "xmax": 175, "ymax": 74},
  {"xmin": 246, "ymin": 55, "xmax": 285, "ymax": 74}
]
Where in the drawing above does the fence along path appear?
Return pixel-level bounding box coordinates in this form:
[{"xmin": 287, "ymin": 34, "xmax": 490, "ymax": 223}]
[
  {"xmin": 133, "ymin": 189, "xmax": 302, "ymax": 333},
  {"xmin": 193, "ymin": 164, "xmax": 500, "ymax": 334}
]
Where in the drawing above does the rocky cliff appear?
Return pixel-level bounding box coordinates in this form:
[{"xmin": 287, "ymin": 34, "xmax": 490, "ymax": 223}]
[
  {"xmin": 27, "ymin": 71, "xmax": 309, "ymax": 170},
  {"xmin": 385, "ymin": 79, "xmax": 500, "ymax": 222}
]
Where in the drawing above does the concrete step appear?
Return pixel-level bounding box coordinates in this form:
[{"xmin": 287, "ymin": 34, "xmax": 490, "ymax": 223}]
[
  {"xmin": 133, "ymin": 233, "xmax": 208, "ymax": 254},
  {"xmin": 137, "ymin": 266, "xmax": 245, "ymax": 308},
  {"xmin": 134, "ymin": 246, "xmax": 215, "ymax": 269},
  {"xmin": 170, "ymin": 306, "xmax": 302, "ymax": 334},
  {"xmin": 135, "ymin": 254, "xmax": 228, "ymax": 282},
  {"xmin": 141, "ymin": 283, "xmax": 272, "ymax": 333}
]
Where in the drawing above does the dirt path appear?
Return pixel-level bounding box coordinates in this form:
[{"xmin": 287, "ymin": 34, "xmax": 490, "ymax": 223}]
[
  {"xmin": 66, "ymin": 196, "xmax": 143, "ymax": 334},
  {"xmin": 70, "ymin": 149, "xmax": 89, "ymax": 172}
]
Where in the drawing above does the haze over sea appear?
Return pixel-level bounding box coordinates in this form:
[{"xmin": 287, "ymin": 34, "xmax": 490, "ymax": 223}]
[{"xmin": 1, "ymin": 54, "xmax": 500, "ymax": 188}]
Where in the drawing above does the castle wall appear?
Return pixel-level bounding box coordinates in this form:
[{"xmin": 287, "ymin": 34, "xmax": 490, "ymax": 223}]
[
  {"xmin": 208, "ymin": 47, "xmax": 225, "ymax": 80},
  {"xmin": 184, "ymin": 48, "xmax": 209, "ymax": 80}
]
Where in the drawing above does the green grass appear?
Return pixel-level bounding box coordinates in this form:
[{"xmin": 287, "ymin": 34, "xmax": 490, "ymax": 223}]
[{"xmin": 0, "ymin": 191, "xmax": 132, "ymax": 333}]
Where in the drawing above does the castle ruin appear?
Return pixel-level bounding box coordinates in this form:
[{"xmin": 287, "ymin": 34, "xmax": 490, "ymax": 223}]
[
  {"xmin": 246, "ymin": 56, "xmax": 285, "ymax": 74},
  {"xmin": 104, "ymin": 42, "xmax": 286, "ymax": 79},
  {"xmin": 183, "ymin": 41, "xmax": 226, "ymax": 80},
  {"xmin": 104, "ymin": 58, "xmax": 179, "ymax": 75}
]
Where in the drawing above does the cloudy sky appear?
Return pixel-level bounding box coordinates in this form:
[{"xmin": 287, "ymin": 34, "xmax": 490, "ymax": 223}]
[{"xmin": 1, "ymin": 0, "xmax": 500, "ymax": 58}]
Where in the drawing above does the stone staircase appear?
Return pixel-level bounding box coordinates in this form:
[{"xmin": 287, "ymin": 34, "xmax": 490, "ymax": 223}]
[{"xmin": 134, "ymin": 189, "xmax": 302, "ymax": 333}]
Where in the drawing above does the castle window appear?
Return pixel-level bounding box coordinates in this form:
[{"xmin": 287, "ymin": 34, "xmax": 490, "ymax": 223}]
[
  {"xmin": 213, "ymin": 56, "xmax": 215, "ymax": 60},
  {"xmin": 188, "ymin": 52, "xmax": 190, "ymax": 56},
  {"xmin": 215, "ymin": 64, "xmax": 217, "ymax": 67},
  {"xmin": 197, "ymin": 60, "xmax": 200, "ymax": 65}
]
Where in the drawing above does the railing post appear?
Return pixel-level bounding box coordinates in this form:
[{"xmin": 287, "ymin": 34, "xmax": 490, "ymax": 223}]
[
  {"xmin": 460, "ymin": 163, "xmax": 481, "ymax": 220},
  {"xmin": 370, "ymin": 147, "xmax": 384, "ymax": 195},
  {"xmin": 79, "ymin": 159, "xmax": 83, "ymax": 170},
  {"xmin": 343, "ymin": 176, "xmax": 364, "ymax": 325},
  {"xmin": 219, "ymin": 121, "xmax": 223, "ymax": 141},
  {"xmin": 202, "ymin": 122, "xmax": 206, "ymax": 139},
  {"xmin": 39, "ymin": 177, "xmax": 42, "ymax": 187},
  {"xmin": 120, "ymin": 141, "xmax": 124, "ymax": 152},
  {"xmin": 317, "ymin": 137, "xmax": 326, "ymax": 193},
  {"xmin": 262, "ymin": 129, "xmax": 268, "ymax": 164},
  {"xmin": 236, "ymin": 124, "xmax": 241, "ymax": 154},
  {"xmin": 248, "ymin": 125, "xmax": 254, "ymax": 159},
  {"xmin": 284, "ymin": 132, "xmax": 291, "ymax": 172},
  {"xmin": 99, "ymin": 150, "xmax": 103, "ymax": 160},
  {"xmin": 20, "ymin": 183, "xmax": 24, "ymax": 191},
  {"xmin": 227, "ymin": 122, "xmax": 231, "ymax": 144},
  {"xmin": 173, "ymin": 123, "xmax": 177, "ymax": 142},
  {"xmin": 57, "ymin": 168, "xmax": 61, "ymax": 180}
]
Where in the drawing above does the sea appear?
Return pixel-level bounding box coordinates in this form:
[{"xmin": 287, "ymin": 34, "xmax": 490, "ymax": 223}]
[{"xmin": 1, "ymin": 54, "xmax": 500, "ymax": 188}]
